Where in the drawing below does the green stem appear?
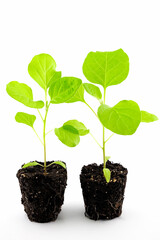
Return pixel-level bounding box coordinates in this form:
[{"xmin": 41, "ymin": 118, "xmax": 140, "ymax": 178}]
[
  {"xmin": 103, "ymin": 88, "xmax": 106, "ymax": 168},
  {"xmin": 32, "ymin": 127, "xmax": 44, "ymax": 145},
  {"xmin": 89, "ymin": 132, "xmax": 102, "ymax": 149},
  {"xmin": 84, "ymin": 101, "xmax": 99, "ymax": 119},
  {"xmin": 105, "ymin": 133, "xmax": 114, "ymax": 143},
  {"xmin": 46, "ymin": 128, "xmax": 54, "ymax": 135},
  {"xmin": 37, "ymin": 109, "xmax": 44, "ymax": 121},
  {"xmin": 43, "ymin": 90, "xmax": 50, "ymax": 173}
]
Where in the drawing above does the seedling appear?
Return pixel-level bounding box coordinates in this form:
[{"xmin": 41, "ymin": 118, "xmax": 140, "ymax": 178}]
[
  {"xmin": 54, "ymin": 49, "xmax": 158, "ymax": 182},
  {"xmin": 6, "ymin": 53, "xmax": 84, "ymax": 172}
]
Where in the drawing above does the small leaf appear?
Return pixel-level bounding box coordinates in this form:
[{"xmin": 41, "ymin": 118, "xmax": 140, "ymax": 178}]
[
  {"xmin": 105, "ymin": 156, "xmax": 111, "ymax": 163},
  {"xmin": 49, "ymin": 77, "xmax": 83, "ymax": 103},
  {"xmin": 141, "ymin": 111, "xmax": 158, "ymax": 123},
  {"xmin": 15, "ymin": 112, "xmax": 36, "ymax": 127},
  {"xmin": 98, "ymin": 100, "xmax": 141, "ymax": 135},
  {"xmin": 103, "ymin": 168, "xmax": 111, "ymax": 183},
  {"xmin": 63, "ymin": 120, "xmax": 89, "ymax": 136},
  {"xmin": 47, "ymin": 161, "xmax": 66, "ymax": 169},
  {"xmin": 54, "ymin": 161, "xmax": 66, "ymax": 169},
  {"xmin": 83, "ymin": 49, "xmax": 129, "ymax": 88},
  {"xmin": 6, "ymin": 81, "xmax": 44, "ymax": 108},
  {"xmin": 47, "ymin": 71, "xmax": 62, "ymax": 88},
  {"xmin": 28, "ymin": 53, "xmax": 56, "ymax": 89},
  {"xmin": 22, "ymin": 161, "xmax": 43, "ymax": 168},
  {"xmin": 83, "ymin": 83, "xmax": 102, "ymax": 100},
  {"xmin": 66, "ymin": 83, "xmax": 85, "ymax": 103},
  {"xmin": 55, "ymin": 125, "xmax": 80, "ymax": 147}
]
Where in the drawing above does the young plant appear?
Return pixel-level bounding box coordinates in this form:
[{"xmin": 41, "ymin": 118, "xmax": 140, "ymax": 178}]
[
  {"xmin": 6, "ymin": 53, "xmax": 84, "ymax": 173},
  {"xmin": 54, "ymin": 49, "xmax": 158, "ymax": 182}
]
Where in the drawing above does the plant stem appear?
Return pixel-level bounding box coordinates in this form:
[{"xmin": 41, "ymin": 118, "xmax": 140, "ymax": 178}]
[
  {"xmin": 89, "ymin": 132, "xmax": 102, "ymax": 149},
  {"xmin": 37, "ymin": 109, "xmax": 44, "ymax": 121},
  {"xmin": 43, "ymin": 90, "xmax": 49, "ymax": 173},
  {"xmin": 105, "ymin": 133, "xmax": 114, "ymax": 143},
  {"xmin": 103, "ymin": 88, "xmax": 106, "ymax": 168},
  {"xmin": 32, "ymin": 127, "xmax": 44, "ymax": 145},
  {"xmin": 84, "ymin": 101, "xmax": 99, "ymax": 119},
  {"xmin": 46, "ymin": 128, "xmax": 54, "ymax": 135}
]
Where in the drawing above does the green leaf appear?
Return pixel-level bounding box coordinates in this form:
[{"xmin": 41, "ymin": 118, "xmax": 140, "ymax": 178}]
[
  {"xmin": 66, "ymin": 82, "xmax": 85, "ymax": 103},
  {"xmin": 55, "ymin": 125, "xmax": 80, "ymax": 147},
  {"xmin": 15, "ymin": 112, "xmax": 36, "ymax": 127},
  {"xmin": 63, "ymin": 120, "xmax": 89, "ymax": 136},
  {"xmin": 83, "ymin": 49, "xmax": 129, "ymax": 88},
  {"xmin": 105, "ymin": 156, "xmax": 111, "ymax": 163},
  {"xmin": 49, "ymin": 77, "xmax": 83, "ymax": 103},
  {"xmin": 54, "ymin": 161, "xmax": 66, "ymax": 169},
  {"xmin": 47, "ymin": 71, "xmax": 62, "ymax": 88},
  {"xmin": 103, "ymin": 168, "xmax": 111, "ymax": 183},
  {"xmin": 22, "ymin": 161, "xmax": 43, "ymax": 168},
  {"xmin": 6, "ymin": 81, "xmax": 44, "ymax": 108},
  {"xmin": 141, "ymin": 111, "xmax": 158, "ymax": 123},
  {"xmin": 28, "ymin": 53, "xmax": 56, "ymax": 89},
  {"xmin": 83, "ymin": 83, "xmax": 102, "ymax": 100},
  {"xmin": 98, "ymin": 100, "xmax": 141, "ymax": 135},
  {"xmin": 47, "ymin": 161, "xmax": 66, "ymax": 169}
]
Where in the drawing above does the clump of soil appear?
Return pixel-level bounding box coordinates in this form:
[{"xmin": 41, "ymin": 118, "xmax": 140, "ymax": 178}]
[
  {"xmin": 17, "ymin": 161, "xmax": 67, "ymax": 223},
  {"xmin": 80, "ymin": 160, "xmax": 128, "ymax": 220}
]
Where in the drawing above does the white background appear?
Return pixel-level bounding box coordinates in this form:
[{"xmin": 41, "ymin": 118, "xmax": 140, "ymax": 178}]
[{"xmin": 0, "ymin": 0, "xmax": 160, "ymax": 239}]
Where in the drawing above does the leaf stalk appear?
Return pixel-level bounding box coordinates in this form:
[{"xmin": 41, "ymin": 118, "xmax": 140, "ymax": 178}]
[{"xmin": 89, "ymin": 132, "xmax": 102, "ymax": 149}]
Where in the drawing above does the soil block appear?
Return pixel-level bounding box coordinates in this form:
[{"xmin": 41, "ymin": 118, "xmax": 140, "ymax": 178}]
[
  {"xmin": 80, "ymin": 160, "xmax": 128, "ymax": 220},
  {"xmin": 17, "ymin": 161, "xmax": 67, "ymax": 223}
]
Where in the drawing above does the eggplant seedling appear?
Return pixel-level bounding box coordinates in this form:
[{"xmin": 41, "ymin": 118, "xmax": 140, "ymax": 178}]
[
  {"xmin": 55, "ymin": 49, "xmax": 158, "ymax": 182},
  {"xmin": 6, "ymin": 53, "xmax": 83, "ymax": 173}
]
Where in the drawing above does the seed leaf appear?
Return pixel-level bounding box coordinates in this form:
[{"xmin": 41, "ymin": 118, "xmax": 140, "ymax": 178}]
[
  {"xmin": 105, "ymin": 156, "xmax": 111, "ymax": 163},
  {"xmin": 49, "ymin": 77, "xmax": 83, "ymax": 103},
  {"xmin": 22, "ymin": 161, "xmax": 42, "ymax": 168},
  {"xmin": 55, "ymin": 125, "xmax": 80, "ymax": 147},
  {"xmin": 83, "ymin": 49, "xmax": 129, "ymax": 88},
  {"xmin": 83, "ymin": 83, "xmax": 102, "ymax": 100},
  {"xmin": 98, "ymin": 100, "xmax": 141, "ymax": 135},
  {"xmin": 15, "ymin": 112, "xmax": 36, "ymax": 127},
  {"xmin": 28, "ymin": 53, "xmax": 56, "ymax": 89},
  {"xmin": 103, "ymin": 168, "xmax": 111, "ymax": 183},
  {"xmin": 63, "ymin": 120, "xmax": 89, "ymax": 136},
  {"xmin": 66, "ymin": 82, "xmax": 85, "ymax": 103},
  {"xmin": 141, "ymin": 110, "xmax": 158, "ymax": 123},
  {"xmin": 47, "ymin": 161, "xmax": 66, "ymax": 169},
  {"xmin": 6, "ymin": 81, "xmax": 44, "ymax": 108}
]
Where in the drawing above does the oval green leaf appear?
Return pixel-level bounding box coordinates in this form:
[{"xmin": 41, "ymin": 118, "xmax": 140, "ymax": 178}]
[
  {"xmin": 66, "ymin": 83, "xmax": 85, "ymax": 103},
  {"xmin": 22, "ymin": 161, "xmax": 43, "ymax": 168},
  {"xmin": 47, "ymin": 71, "xmax": 62, "ymax": 88},
  {"xmin": 98, "ymin": 100, "xmax": 141, "ymax": 135},
  {"xmin": 105, "ymin": 156, "xmax": 111, "ymax": 163},
  {"xmin": 28, "ymin": 53, "xmax": 56, "ymax": 89},
  {"xmin": 103, "ymin": 168, "xmax": 111, "ymax": 183},
  {"xmin": 15, "ymin": 112, "xmax": 36, "ymax": 127},
  {"xmin": 83, "ymin": 83, "xmax": 102, "ymax": 100},
  {"xmin": 49, "ymin": 77, "xmax": 83, "ymax": 103},
  {"xmin": 83, "ymin": 49, "xmax": 129, "ymax": 88},
  {"xmin": 141, "ymin": 111, "xmax": 158, "ymax": 123},
  {"xmin": 63, "ymin": 120, "xmax": 89, "ymax": 136},
  {"xmin": 47, "ymin": 161, "xmax": 66, "ymax": 169},
  {"xmin": 6, "ymin": 81, "xmax": 44, "ymax": 108},
  {"xmin": 55, "ymin": 125, "xmax": 80, "ymax": 147}
]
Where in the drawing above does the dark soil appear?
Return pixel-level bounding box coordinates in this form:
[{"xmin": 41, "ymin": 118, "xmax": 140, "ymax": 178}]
[
  {"xmin": 17, "ymin": 161, "xmax": 67, "ymax": 223},
  {"xmin": 80, "ymin": 160, "xmax": 128, "ymax": 220}
]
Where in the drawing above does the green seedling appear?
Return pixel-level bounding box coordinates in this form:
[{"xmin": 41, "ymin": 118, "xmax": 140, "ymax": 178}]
[
  {"xmin": 6, "ymin": 53, "xmax": 84, "ymax": 172},
  {"xmin": 54, "ymin": 49, "xmax": 158, "ymax": 182}
]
